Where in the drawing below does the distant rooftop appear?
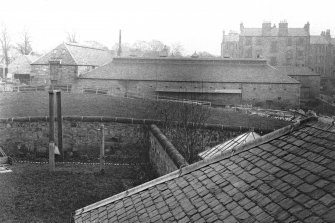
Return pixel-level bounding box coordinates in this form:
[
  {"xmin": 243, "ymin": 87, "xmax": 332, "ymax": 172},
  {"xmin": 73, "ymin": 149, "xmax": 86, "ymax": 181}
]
[
  {"xmin": 32, "ymin": 42, "xmax": 113, "ymax": 66},
  {"xmin": 80, "ymin": 57, "xmax": 299, "ymax": 84},
  {"xmin": 275, "ymin": 66, "xmax": 320, "ymax": 76}
]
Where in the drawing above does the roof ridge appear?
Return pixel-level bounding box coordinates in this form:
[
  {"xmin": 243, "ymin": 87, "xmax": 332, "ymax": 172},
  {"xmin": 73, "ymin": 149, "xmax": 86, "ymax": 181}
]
[{"xmin": 65, "ymin": 42, "xmax": 108, "ymax": 51}]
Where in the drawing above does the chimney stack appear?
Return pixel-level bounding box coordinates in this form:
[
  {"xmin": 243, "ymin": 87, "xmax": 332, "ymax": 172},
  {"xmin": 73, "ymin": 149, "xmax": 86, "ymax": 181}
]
[
  {"xmin": 304, "ymin": 22, "xmax": 310, "ymax": 35},
  {"xmin": 240, "ymin": 23, "xmax": 244, "ymax": 33},
  {"xmin": 278, "ymin": 20, "xmax": 288, "ymax": 36},
  {"xmin": 262, "ymin": 21, "xmax": 272, "ymax": 36},
  {"xmin": 117, "ymin": 30, "xmax": 122, "ymax": 57}
]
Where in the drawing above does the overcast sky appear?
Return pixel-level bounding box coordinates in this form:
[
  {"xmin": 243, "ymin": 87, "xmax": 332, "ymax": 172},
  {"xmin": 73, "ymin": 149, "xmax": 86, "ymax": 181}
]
[{"xmin": 1, "ymin": 0, "xmax": 334, "ymax": 55}]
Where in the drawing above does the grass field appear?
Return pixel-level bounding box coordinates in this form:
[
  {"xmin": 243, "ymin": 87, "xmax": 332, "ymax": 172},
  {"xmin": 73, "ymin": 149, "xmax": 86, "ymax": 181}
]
[
  {"xmin": 0, "ymin": 163, "xmax": 154, "ymax": 223},
  {"xmin": 0, "ymin": 92, "xmax": 289, "ymax": 130}
]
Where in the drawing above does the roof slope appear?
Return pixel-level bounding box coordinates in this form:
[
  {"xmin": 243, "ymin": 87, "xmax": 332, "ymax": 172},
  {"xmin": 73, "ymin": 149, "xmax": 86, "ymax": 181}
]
[
  {"xmin": 241, "ymin": 28, "xmax": 308, "ymax": 37},
  {"xmin": 8, "ymin": 54, "xmax": 39, "ymax": 74},
  {"xmin": 199, "ymin": 131, "xmax": 260, "ymax": 160},
  {"xmin": 32, "ymin": 43, "xmax": 113, "ymax": 66},
  {"xmin": 80, "ymin": 57, "xmax": 299, "ymax": 84},
  {"xmin": 275, "ymin": 66, "xmax": 320, "ymax": 76},
  {"xmin": 310, "ymin": 36, "xmax": 330, "ymax": 45},
  {"xmin": 73, "ymin": 117, "xmax": 335, "ymax": 222}
]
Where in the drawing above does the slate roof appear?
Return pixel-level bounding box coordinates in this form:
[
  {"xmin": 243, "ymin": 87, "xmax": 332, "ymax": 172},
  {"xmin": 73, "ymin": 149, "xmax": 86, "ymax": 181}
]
[
  {"xmin": 32, "ymin": 43, "xmax": 113, "ymax": 66},
  {"xmin": 73, "ymin": 117, "xmax": 335, "ymax": 222},
  {"xmin": 199, "ymin": 131, "xmax": 260, "ymax": 160},
  {"xmin": 275, "ymin": 66, "xmax": 320, "ymax": 76},
  {"xmin": 241, "ymin": 28, "xmax": 308, "ymax": 37},
  {"xmin": 80, "ymin": 57, "xmax": 299, "ymax": 84}
]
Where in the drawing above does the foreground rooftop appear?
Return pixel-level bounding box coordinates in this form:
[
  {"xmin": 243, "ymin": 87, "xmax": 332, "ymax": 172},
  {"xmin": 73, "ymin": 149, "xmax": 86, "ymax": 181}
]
[{"xmin": 73, "ymin": 116, "xmax": 335, "ymax": 222}]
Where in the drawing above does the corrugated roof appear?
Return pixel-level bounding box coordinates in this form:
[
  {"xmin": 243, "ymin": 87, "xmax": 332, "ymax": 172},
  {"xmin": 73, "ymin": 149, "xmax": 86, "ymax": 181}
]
[
  {"xmin": 80, "ymin": 57, "xmax": 299, "ymax": 84},
  {"xmin": 241, "ymin": 28, "xmax": 308, "ymax": 37},
  {"xmin": 275, "ymin": 66, "xmax": 320, "ymax": 76},
  {"xmin": 32, "ymin": 43, "xmax": 113, "ymax": 66},
  {"xmin": 199, "ymin": 131, "xmax": 260, "ymax": 159},
  {"xmin": 73, "ymin": 117, "xmax": 335, "ymax": 223}
]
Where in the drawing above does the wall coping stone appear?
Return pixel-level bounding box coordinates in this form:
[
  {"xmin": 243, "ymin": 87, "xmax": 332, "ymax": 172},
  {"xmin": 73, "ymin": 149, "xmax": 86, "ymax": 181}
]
[
  {"xmin": 149, "ymin": 124, "xmax": 188, "ymax": 168},
  {"xmin": 0, "ymin": 116, "xmax": 274, "ymax": 133}
]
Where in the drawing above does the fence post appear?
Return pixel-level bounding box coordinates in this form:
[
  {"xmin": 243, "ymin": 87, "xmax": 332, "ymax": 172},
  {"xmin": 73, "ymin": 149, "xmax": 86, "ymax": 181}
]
[
  {"xmin": 56, "ymin": 91, "xmax": 63, "ymax": 160},
  {"xmin": 49, "ymin": 91, "xmax": 55, "ymax": 171},
  {"xmin": 100, "ymin": 124, "xmax": 105, "ymax": 173}
]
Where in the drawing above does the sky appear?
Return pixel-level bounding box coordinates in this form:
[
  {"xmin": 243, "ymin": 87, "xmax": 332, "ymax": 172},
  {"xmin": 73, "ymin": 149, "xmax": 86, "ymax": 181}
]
[{"xmin": 0, "ymin": 0, "xmax": 334, "ymax": 56}]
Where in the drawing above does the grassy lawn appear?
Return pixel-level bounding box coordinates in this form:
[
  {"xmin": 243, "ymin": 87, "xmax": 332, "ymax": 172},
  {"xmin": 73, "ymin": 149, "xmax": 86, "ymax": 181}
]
[
  {"xmin": 0, "ymin": 92, "xmax": 289, "ymax": 130},
  {"xmin": 0, "ymin": 163, "xmax": 154, "ymax": 223}
]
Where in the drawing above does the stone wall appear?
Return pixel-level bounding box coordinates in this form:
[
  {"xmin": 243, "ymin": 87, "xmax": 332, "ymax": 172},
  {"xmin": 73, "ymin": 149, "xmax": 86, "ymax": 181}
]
[
  {"xmin": 73, "ymin": 78, "xmax": 300, "ymax": 108},
  {"xmin": 0, "ymin": 116, "xmax": 264, "ymax": 176},
  {"xmin": 242, "ymin": 83, "xmax": 300, "ymax": 107},
  {"xmin": 0, "ymin": 120, "xmax": 147, "ymax": 162},
  {"xmin": 289, "ymin": 75, "xmax": 320, "ymax": 100}
]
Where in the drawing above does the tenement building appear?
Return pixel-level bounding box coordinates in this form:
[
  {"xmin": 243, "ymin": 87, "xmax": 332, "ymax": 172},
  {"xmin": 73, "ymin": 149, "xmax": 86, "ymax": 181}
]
[
  {"xmin": 238, "ymin": 21, "xmax": 310, "ymax": 67},
  {"xmin": 309, "ymin": 30, "xmax": 335, "ymax": 83},
  {"xmin": 73, "ymin": 57, "xmax": 300, "ymax": 108},
  {"xmin": 221, "ymin": 30, "xmax": 240, "ymax": 58}
]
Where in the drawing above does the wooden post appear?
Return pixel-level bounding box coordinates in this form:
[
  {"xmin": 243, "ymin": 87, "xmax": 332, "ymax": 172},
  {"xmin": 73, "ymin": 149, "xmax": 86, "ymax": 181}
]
[
  {"xmin": 56, "ymin": 91, "xmax": 63, "ymax": 159},
  {"xmin": 100, "ymin": 124, "xmax": 105, "ymax": 172},
  {"xmin": 49, "ymin": 142, "xmax": 55, "ymax": 171},
  {"xmin": 49, "ymin": 91, "xmax": 55, "ymax": 171}
]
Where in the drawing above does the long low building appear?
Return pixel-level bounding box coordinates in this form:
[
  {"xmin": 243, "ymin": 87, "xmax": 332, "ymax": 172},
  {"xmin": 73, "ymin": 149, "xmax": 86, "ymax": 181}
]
[{"xmin": 73, "ymin": 57, "xmax": 301, "ymax": 107}]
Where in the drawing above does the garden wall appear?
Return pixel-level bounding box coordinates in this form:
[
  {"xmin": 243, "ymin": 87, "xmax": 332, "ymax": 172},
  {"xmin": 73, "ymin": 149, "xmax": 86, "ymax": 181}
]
[
  {"xmin": 0, "ymin": 120, "xmax": 147, "ymax": 163},
  {"xmin": 0, "ymin": 116, "xmax": 259, "ymax": 175}
]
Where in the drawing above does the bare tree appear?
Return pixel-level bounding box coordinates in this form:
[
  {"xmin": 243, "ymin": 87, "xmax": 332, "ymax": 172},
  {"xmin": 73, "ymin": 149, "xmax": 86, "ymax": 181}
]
[
  {"xmin": 0, "ymin": 26, "xmax": 11, "ymax": 66},
  {"xmin": 170, "ymin": 42, "xmax": 184, "ymax": 57},
  {"xmin": 66, "ymin": 32, "xmax": 78, "ymax": 43},
  {"xmin": 16, "ymin": 29, "xmax": 32, "ymax": 55},
  {"xmin": 152, "ymin": 100, "xmax": 211, "ymax": 163},
  {"xmin": 197, "ymin": 51, "xmax": 216, "ymax": 58}
]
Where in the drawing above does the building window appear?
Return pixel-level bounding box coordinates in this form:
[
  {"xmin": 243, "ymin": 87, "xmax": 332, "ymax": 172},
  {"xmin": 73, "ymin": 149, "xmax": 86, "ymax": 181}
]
[
  {"xmin": 270, "ymin": 57, "xmax": 277, "ymax": 66},
  {"xmin": 297, "ymin": 38, "xmax": 305, "ymax": 45},
  {"xmin": 256, "ymin": 38, "xmax": 262, "ymax": 46},
  {"xmin": 245, "ymin": 37, "xmax": 252, "ymax": 46},
  {"xmin": 297, "ymin": 50, "xmax": 304, "ymax": 58},
  {"xmin": 286, "ymin": 50, "xmax": 293, "ymax": 59},
  {"xmin": 270, "ymin": 41, "xmax": 278, "ymax": 53},
  {"xmin": 287, "ymin": 38, "xmax": 292, "ymax": 46}
]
